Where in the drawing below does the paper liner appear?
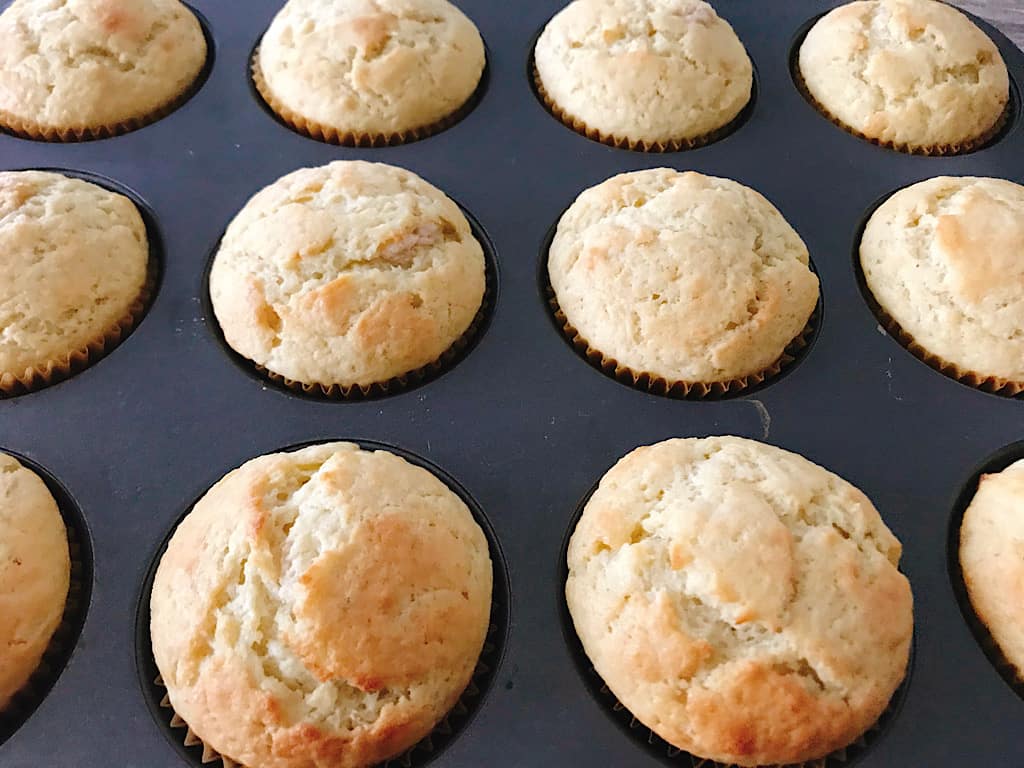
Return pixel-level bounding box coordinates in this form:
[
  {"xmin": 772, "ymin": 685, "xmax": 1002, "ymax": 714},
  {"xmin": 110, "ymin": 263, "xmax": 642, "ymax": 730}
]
[
  {"xmin": 0, "ymin": 264, "xmax": 158, "ymax": 397},
  {"xmin": 530, "ymin": 60, "xmax": 750, "ymax": 153},
  {"xmin": 151, "ymin": 608, "xmax": 503, "ymax": 768},
  {"xmin": 868, "ymin": 297, "xmax": 1024, "ymax": 397},
  {"xmin": 246, "ymin": 277, "xmax": 493, "ymax": 401},
  {"xmin": 251, "ymin": 48, "xmax": 483, "ymax": 147},
  {"xmin": 588, "ymin": 663, "xmax": 905, "ymax": 768},
  {"xmin": 0, "ymin": 513, "xmax": 86, "ymax": 729},
  {"xmin": 0, "ymin": 67, "xmax": 208, "ymax": 143},
  {"xmin": 546, "ymin": 286, "xmax": 817, "ymax": 400},
  {"xmin": 791, "ymin": 60, "xmax": 1010, "ymax": 157}
]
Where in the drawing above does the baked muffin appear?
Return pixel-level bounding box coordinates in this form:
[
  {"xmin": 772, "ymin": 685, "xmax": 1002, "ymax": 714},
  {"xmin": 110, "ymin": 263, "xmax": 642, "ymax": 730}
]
[
  {"xmin": 547, "ymin": 169, "xmax": 818, "ymax": 394},
  {"xmin": 533, "ymin": 0, "xmax": 753, "ymax": 150},
  {"xmin": 150, "ymin": 442, "xmax": 493, "ymax": 768},
  {"xmin": 254, "ymin": 0, "xmax": 485, "ymax": 144},
  {"xmin": 798, "ymin": 0, "xmax": 1009, "ymax": 153},
  {"xmin": 0, "ymin": 171, "xmax": 151, "ymax": 395},
  {"xmin": 209, "ymin": 160, "xmax": 486, "ymax": 395},
  {"xmin": 0, "ymin": 453, "xmax": 71, "ymax": 711},
  {"xmin": 960, "ymin": 459, "xmax": 1024, "ymax": 679},
  {"xmin": 566, "ymin": 436, "xmax": 913, "ymax": 766},
  {"xmin": 860, "ymin": 176, "xmax": 1024, "ymax": 393},
  {"xmin": 0, "ymin": 0, "xmax": 207, "ymax": 141}
]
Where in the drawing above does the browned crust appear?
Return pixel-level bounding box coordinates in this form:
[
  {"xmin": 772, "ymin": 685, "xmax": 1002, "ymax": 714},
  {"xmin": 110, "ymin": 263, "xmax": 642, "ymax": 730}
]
[{"xmin": 251, "ymin": 47, "xmax": 483, "ymax": 148}]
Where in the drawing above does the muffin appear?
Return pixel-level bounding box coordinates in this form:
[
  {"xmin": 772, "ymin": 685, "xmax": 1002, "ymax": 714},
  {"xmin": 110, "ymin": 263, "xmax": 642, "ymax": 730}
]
[
  {"xmin": 209, "ymin": 161, "xmax": 486, "ymax": 396},
  {"xmin": 0, "ymin": 0, "xmax": 207, "ymax": 141},
  {"xmin": 0, "ymin": 453, "xmax": 71, "ymax": 711},
  {"xmin": 860, "ymin": 176, "xmax": 1024, "ymax": 394},
  {"xmin": 547, "ymin": 169, "xmax": 819, "ymax": 396},
  {"xmin": 566, "ymin": 436, "xmax": 913, "ymax": 766},
  {"xmin": 0, "ymin": 171, "xmax": 151, "ymax": 395},
  {"xmin": 254, "ymin": 0, "xmax": 485, "ymax": 145},
  {"xmin": 150, "ymin": 442, "xmax": 493, "ymax": 768},
  {"xmin": 533, "ymin": 0, "xmax": 753, "ymax": 150},
  {"xmin": 798, "ymin": 0, "xmax": 1009, "ymax": 154},
  {"xmin": 960, "ymin": 459, "xmax": 1024, "ymax": 679}
]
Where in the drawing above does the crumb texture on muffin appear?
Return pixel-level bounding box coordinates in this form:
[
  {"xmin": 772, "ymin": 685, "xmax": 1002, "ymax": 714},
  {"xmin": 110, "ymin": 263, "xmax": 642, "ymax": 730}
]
[
  {"xmin": 534, "ymin": 0, "xmax": 752, "ymax": 145},
  {"xmin": 566, "ymin": 436, "xmax": 913, "ymax": 767},
  {"xmin": 0, "ymin": 0, "xmax": 207, "ymax": 135},
  {"xmin": 548, "ymin": 169, "xmax": 818, "ymax": 384},
  {"xmin": 960, "ymin": 459, "xmax": 1024, "ymax": 679},
  {"xmin": 860, "ymin": 176, "xmax": 1024, "ymax": 384},
  {"xmin": 150, "ymin": 442, "xmax": 493, "ymax": 768},
  {"xmin": 0, "ymin": 453, "xmax": 71, "ymax": 711},
  {"xmin": 798, "ymin": 0, "xmax": 1009, "ymax": 150},
  {"xmin": 210, "ymin": 161, "xmax": 485, "ymax": 389},
  {"xmin": 0, "ymin": 171, "xmax": 148, "ymax": 388},
  {"xmin": 257, "ymin": 0, "xmax": 485, "ymax": 138}
]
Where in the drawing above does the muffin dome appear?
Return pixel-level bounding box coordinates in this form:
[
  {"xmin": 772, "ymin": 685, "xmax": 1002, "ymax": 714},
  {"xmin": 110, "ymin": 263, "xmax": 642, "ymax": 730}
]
[
  {"xmin": 0, "ymin": 171, "xmax": 150, "ymax": 394},
  {"xmin": 534, "ymin": 0, "xmax": 753, "ymax": 148},
  {"xmin": 0, "ymin": 0, "xmax": 207, "ymax": 140},
  {"xmin": 860, "ymin": 176, "xmax": 1024, "ymax": 389},
  {"xmin": 548, "ymin": 169, "xmax": 818, "ymax": 386},
  {"xmin": 255, "ymin": 0, "xmax": 485, "ymax": 142},
  {"xmin": 0, "ymin": 453, "xmax": 70, "ymax": 710},
  {"xmin": 798, "ymin": 0, "xmax": 1009, "ymax": 151},
  {"xmin": 209, "ymin": 161, "xmax": 486, "ymax": 393},
  {"xmin": 567, "ymin": 436, "xmax": 913, "ymax": 766},
  {"xmin": 150, "ymin": 442, "xmax": 493, "ymax": 768}
]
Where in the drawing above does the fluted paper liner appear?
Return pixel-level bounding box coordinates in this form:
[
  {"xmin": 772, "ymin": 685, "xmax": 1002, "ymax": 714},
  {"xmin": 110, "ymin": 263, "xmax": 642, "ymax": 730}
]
[
  {"xmin": 152, "ymin": 612, "xmax": 502, "ymax": 768},
  {"xmin": 588, "ymin": 663, "xmax": 907, "ymax": 768},
  {"xmin": 868, "ymin": 294, "xmax": 1024, "ymax": 397},
  {"xmin": 531, "ymin": 60, "xmax": 751, "ymax": 153},
  {"xmin": 792, "ymin": 60, "xmax": 1010, "ymax": 157},
  {"xmin": 0, "ymin": 513, "xmax": 86, "ymax": 726},
  {"xmin": 0, "ymin": 265, "xmax": 157, "ymax": 397},
  {"xmin": 252, "ymin": 48, "xmax": 483, "ymax": 147},
  {"xmin": 546, "ymin": 285, "xmax": 817, "ymax": 400}
]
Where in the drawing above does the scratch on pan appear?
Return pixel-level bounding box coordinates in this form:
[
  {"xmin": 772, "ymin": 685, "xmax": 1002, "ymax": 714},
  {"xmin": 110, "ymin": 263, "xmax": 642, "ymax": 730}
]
[
  {"xmin": 749, "ymin": 399, "xmax": 771, "ymax": 440},
  {"xmin": 886, "ymin": 356, "xmax": 903, "ymax": 402}
]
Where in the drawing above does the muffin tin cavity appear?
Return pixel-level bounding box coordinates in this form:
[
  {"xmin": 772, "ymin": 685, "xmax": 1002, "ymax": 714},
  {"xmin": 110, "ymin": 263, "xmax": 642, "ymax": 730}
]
[
  {"xmin": 538, "ymin": 215, "xmax": 822, "ymax": 401},
  {"xmin": 0, "ymin": 450, "xmax": 94, "ymax": 748},
  {"xmin": 135, "ymin": 439, "xmax": 510, "ymax": 768},
  {"xmin": 557, "ymin": 478, "xmax": 913, "ymax": 768},
  {"xmin": 202, "ymin": 200, "xmax": 498, "ymax": 402},
  {"xmin": 948, "ymin": 441, "xmax": 1024, "ymax": 700},
  {"xmin": 0, "ymin": 168, "xmax": 164, "ymax": 398},
  {"xmin": 789, "ymin": 11, "xmax": 1020, "ymax": 156}
]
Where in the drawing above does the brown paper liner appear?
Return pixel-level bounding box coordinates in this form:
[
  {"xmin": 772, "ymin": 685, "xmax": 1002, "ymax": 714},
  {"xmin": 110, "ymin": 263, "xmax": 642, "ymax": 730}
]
[
  {"xmin": 151, "ymin": 612, "xmax": 502, "ymax": 768},
  {"xmin": 869, "ymin": 298, "xmax": 1024, "ymax": 397},
  {"xmin": 0, "ymin": 265, "xmax": 158, "ymax": 397},
  {"xmin": 251, "ymin": 48, "xmax": 483, "ymax": 147},
  {"xmin": 546, "ymin": 286, "xmax": 817, "ymax": 400},
  {"xmin": 250, "ymin": 279, "xmax": 493, "ymax": 401},
  {"xmin": 530, "ymin": 60, "xmax": 750, "ymax": 153},
  {"xmin": 590, "ymin": 659, "xmax": 906, "ymax": 768},
  {"xmin": 791, "ymin": 61, "xmax": 1010, "ymax": 157},
  {"xmin": 0, "ymin": 514, "xmax": 86, "ymax": 726}
]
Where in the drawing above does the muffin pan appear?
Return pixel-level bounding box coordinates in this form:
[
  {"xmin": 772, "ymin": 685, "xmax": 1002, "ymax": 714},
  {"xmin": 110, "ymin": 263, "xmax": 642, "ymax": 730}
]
[{"xmin": 1, "ymin": 0, "xmax": 1023, "ymax": 766}]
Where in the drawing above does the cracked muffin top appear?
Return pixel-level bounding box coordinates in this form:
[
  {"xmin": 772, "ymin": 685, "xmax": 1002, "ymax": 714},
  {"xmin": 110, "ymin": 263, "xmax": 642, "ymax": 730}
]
[
  {"xmin": 860, "ymin": 176, "xmax": 1024, "ymax": 385},
  {"xmin": 534, "ymin": 0, "xmax": 752, "ymax": 147},
  {"xmin": 547, "ymin": 168, "xmax": 818, "ymax": 384},
  {"xmin": 150, "ymin": 442, "xmax": 493, "ymax": 768},
  {"xmin": 256, "ymin": 0, "xmax": 485, "ymax": 138},
  {"xmin": 0, "ymin": 170, "xmax": 149, "ymax": 390},
  {"xmin": 566, "ymin": 436, "xmax": 913, "ymax": 767},
  {"xmin": 209, "ymin": 161, "xmax": 486, "ymax": 389},
  {"xmin": 0, "ymin": 453, "xmax": 70, "ymax": 711},
  {"xmin": 0, "ymin": 0, "xmax": 207, "ymax": 138},
  {"xmin": 798, "ymin": 0, "xmax": 1009, "ymax": 150}
]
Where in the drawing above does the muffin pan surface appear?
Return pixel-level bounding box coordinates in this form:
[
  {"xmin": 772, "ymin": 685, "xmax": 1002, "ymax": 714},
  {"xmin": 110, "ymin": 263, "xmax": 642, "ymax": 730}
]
[{"xmin": 1, "ymin": 1, "xmax": 1023, "ymax": 766}]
